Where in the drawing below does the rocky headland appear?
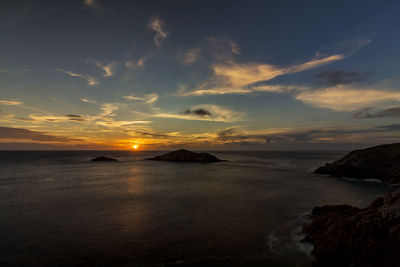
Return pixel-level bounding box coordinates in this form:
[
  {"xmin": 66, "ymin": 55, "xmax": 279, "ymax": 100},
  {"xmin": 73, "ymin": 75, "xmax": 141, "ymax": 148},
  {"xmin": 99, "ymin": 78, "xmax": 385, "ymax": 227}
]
[
  {"xmin": 315, "ymin": 143, "xmax": 400, "ymax": 184},
  {"xmin": 306, "ymin": 143, "xmax": 400, "ymax": 266},
  {"xmin": 303, "ymin": 187, "xmax": 400, "ymax": 266}
]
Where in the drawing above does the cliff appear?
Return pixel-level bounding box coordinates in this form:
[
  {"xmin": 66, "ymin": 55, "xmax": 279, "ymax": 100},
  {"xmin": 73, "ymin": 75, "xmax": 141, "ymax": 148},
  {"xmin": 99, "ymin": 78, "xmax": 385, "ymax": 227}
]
[{"xmin": 315, "ymin": 143, "xmax": 400, "ymax": 184}]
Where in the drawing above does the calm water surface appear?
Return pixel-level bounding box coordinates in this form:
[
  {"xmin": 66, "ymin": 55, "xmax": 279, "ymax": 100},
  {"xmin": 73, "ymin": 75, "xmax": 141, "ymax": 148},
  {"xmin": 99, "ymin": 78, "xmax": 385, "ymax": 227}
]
[{"xmin": 0, "ymin": 151, "xmax": 391, "ymax": 266}]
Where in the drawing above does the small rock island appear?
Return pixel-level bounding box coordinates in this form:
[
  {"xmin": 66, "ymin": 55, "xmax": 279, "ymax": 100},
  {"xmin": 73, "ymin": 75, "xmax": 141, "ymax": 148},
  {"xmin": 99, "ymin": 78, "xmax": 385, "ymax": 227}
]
[
  {"xmin": 303, "ymin": 187, "xmax": 400, "ymax": 266},
  {"xmin": 315, "ymin": 143, "xmax": 400, "ymax": 184},
  {"xmin": 90, "ymin": 156, "xmax": 118, "ymax": 162},
  {"xmin": 146, "ymin": 149, "xmax": 222, "ymax": 162}
]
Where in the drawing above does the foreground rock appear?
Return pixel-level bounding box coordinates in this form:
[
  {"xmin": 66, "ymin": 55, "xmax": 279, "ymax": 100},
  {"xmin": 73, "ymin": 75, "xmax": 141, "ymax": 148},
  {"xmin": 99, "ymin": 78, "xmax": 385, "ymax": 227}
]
[
  {"xmin": 303, "ymin": 187, "xmax": 400, "ymax": 266},
  {"xmin": 146, "ymin": 149, "xmax": 222, "ymax": 162},
  {"xmin": 90, "ymin": 156, "xmax": 118, "ymax": 162},
  {"xmin": 315, "ymin": 143, "xmax": 400, "ymax": 184}
]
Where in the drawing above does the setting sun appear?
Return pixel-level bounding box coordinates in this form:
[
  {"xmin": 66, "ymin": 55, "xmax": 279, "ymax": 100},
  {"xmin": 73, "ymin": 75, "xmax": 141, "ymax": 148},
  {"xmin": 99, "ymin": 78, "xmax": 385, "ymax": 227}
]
[{"xmin": 132, "ymin": 145, "xmax": 139, "ymax": 150}]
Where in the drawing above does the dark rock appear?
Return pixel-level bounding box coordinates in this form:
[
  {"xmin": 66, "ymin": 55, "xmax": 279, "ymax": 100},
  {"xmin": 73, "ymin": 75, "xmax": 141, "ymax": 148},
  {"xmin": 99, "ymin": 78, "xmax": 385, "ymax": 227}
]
[
  {"xmin": 90, "ymin": 156, "xmax": 117, "ymax": 162},
  {"xmin": 146, "ymin": 149, "xmax": 222, "ymax": 162},
  {"xmin": 315, "ymin": 143, "xmax": 400, "ymax": 184},
  {"xmin": 303, "ymin": 187, "xmax": 400, "ymax": 267}
]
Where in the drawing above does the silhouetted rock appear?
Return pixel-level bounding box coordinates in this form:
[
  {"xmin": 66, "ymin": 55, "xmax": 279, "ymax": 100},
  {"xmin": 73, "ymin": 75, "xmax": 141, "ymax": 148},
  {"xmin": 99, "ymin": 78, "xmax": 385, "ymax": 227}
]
[
  {"xmin": 146, "ymin": 149, "xmax": 222, "ymax": 162},
  {"xmin": 90, "ymin": 156, "xmax": 117, "ymax": 162},
  {"xmin": 303, "ymin": 187, "xmax": 400, "ymax": 266},
  {"xmin": 315, "ymin": 143, "xmax": 400, "ymax": 184}
]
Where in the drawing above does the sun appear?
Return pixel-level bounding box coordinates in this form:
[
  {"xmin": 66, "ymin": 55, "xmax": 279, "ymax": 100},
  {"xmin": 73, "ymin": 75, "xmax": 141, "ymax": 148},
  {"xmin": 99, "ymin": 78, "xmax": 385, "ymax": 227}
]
[{"xmin": 132, "ymin": 144, "xmax": 139, "ymax": 150}]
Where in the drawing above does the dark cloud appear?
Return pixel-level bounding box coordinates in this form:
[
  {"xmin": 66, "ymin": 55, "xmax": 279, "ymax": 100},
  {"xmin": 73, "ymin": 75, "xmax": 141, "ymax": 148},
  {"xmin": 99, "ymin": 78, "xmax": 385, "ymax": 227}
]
[
  {"xmin": 375, "ymin": 124, "xmax": 400, "ymax": 131},
  {"xmin": 315, "ymin": 70, "xmax": 370, "ymax": 85},
  {"xmin": 354, "ymin": 107, "xmax": 400, "ymax": 119},
  {"xmin": 64, "ymin": 114, "xmax": 85, "ymax": 121},
  {"xmin": 0, "ymin": 127, "xmax": 80, "ymax": 142},
  {"xmin": 182, "ymin": 108, "xmax": 212, "ymax": 117},
  {"xmin": 134, "ymin": 131, "xmax": 171, "ymax": 138},
  {"xmin": 17, "ymin": 117, "xmax": 33, "ymax": 121}
]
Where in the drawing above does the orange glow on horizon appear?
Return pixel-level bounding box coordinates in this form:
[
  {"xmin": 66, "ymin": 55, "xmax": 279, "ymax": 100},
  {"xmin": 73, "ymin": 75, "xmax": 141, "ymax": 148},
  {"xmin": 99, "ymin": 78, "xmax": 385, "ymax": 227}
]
[{"xmin": 132, "ymin": 144, "xmax": 139, "ymax": 150}]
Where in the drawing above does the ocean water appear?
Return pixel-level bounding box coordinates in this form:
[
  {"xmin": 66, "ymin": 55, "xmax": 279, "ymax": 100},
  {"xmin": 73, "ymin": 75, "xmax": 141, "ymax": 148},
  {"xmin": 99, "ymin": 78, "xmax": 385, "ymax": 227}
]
[{"xmin": 0, "ymin": 150, "xmax": 391, "ymax": 266}]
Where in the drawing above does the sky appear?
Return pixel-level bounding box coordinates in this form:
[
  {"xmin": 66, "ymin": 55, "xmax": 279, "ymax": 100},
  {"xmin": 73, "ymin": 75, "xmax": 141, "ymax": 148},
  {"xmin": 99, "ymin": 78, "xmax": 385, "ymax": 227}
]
[{"xmin": 1, "ymin": 0, "xmax": 400, "ymax": 150}]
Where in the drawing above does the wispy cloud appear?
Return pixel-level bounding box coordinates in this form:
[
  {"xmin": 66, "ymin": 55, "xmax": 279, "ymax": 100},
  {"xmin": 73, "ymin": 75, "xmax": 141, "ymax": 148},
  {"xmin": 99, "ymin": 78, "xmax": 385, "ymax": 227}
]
[
  {"xmin": 149, "ymin": 16, "xmax": 168, "ymax": 48},
  {"xmin": 28, "ymin": 103, "xmax": 119, "ymax": 123},
  {"xmin": 0, "ymin": 100, "xmax": 22, "ymax": 105},
  {"xmin": 296, "ymin": 85, "xmax": 400, "ymax": 111},
  {"xmin": 180, "ymin": 38, "xmax": 372, "ymax": 96},
  {"xmin": 181, "ymin": 54, "xmax": 344, "ymax": 96},
  {"xmin": 56, "ymin": 68, "xmax": 100, "ymax": 86},
  {"xmin": 94, "ymin": 61, "xmax": 118, "ymax": 77},
  {"xmin": 125, "ymin": 57, "xmax": 146, "ymax": 69},
  {"xmin": 182, "ymin": 84, "xmax": 310, "ymax": 96},
  {"xmin": 182, "ymin": 47, "xmax": 202, "ymax": 65},
  {"xmin": 22, "ymin": 102, "xmax": 153, "ymax": 132},
  {"xmin": 81, "ymin": 98, "xmax": 96, "ymax": 103},
  {"xmin": 123, "ymin": 93, "xmax": 158, "ymax": 104},
  {"xmin": 180, "ymin": 36, "xmax": 240, "ymax": 65},
  {"xmin": 98, "ymin": 103, "xmax": 119, "ymax": 118}
]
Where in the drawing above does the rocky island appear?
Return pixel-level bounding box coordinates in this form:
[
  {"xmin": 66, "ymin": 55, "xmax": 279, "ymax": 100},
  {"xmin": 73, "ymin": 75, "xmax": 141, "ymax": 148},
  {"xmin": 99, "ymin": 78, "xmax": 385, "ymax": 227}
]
[
  {"xmin": 315, "ymin": 143, "xmax": 400, "ymax": 184},
  {"xmin": 90, "ymin": 156, "xmax": 118, "ymax": 162},
  {"xmin": 303, "ymin": 187, "xmax": 400, "ymax": 266},
  {"xmin": 146, "ymin": 149, "xmax": 223, "ymax": 162}
]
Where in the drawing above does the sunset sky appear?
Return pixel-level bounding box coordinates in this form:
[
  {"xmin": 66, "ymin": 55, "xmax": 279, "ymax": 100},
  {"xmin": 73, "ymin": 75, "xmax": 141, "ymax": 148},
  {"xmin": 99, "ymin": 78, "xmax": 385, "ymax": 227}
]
[{"xmin": 1, "ymin": 0, "xmax": 400, "ymax": 150}]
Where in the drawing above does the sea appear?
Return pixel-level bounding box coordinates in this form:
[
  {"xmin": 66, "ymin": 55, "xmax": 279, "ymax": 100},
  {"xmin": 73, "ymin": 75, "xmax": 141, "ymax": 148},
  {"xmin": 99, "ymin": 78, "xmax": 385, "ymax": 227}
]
[{"xmin": 0, "ymin": 150, "xmax": 391, "ymax": 266}]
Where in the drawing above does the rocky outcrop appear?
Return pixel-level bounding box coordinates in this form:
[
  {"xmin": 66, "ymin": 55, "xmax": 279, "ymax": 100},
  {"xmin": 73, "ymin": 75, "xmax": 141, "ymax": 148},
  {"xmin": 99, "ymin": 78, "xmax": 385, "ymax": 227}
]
[
  {"xmin": 315, "ymin": 143, "xmax": 400, "ymax": 184},
  {"xmin": 303, "ymin": 187, "xmax": 400, "ymax": 267},
  {"xmin": 146, "ymin": 149, "xmax": 222, "ymax": 162},
  {"xmin": 90, "ymin": 156, "xmax": 118, "ymax": 162}
]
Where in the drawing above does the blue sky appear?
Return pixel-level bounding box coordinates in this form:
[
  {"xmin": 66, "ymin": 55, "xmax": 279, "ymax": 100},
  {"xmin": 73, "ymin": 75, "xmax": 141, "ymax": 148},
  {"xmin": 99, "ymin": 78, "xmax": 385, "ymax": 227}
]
[{"xmin": 0, "ymin": 0, "xmax": 400, "ymax": 150}]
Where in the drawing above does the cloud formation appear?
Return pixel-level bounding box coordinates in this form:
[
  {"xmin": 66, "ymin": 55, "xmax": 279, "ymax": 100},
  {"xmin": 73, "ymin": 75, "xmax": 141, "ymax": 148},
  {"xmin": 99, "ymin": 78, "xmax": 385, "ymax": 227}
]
[
  {"xmin": 94, "ymin": 61, "xmax": 117, "ymax": 77},
  {"xmin": 149, "ymin": 17, "xmax": 168, "ymax": 47},
  {"xmin": 123, "ymin": 93, "xmax": 158, "ymax": 104},
  {"xmin": 154, "ymin": 104, "xmax": 244, "ymax": 122},
  {"xmin": 182, "ymin": 108, "xmax": 212, "ymax": 117},
  {"xmin": 0, "ymin": 100, "xmax": 22, "ymax": 105},
  {"xmin": 81, "ymin": 98, "xmax": 96, "ymax": 103},
  {"xmin": 296, "ymin": 85, "xmax": 400, "ymax": 111},
  {"xmin": 315, "ymin": 70, "xmax": 370, "ymax": 85},
  {"xmin": 354, "ymin": 106, "xmax": 400, "ymax": 119},
  {"xmin": 182, "ymin": 47, "xmax": 202, "ymax": 65},
  {"xmin": 0, "ymin": 126, "xmax": 80, "ymax": 142},
  {"xmin": 214, "ymin": 123, "xmax": 400, "ymax": 146},
  {"xmin": 64, "ymin": 114, "xmax": 85, "ymax": 121},
  {"xmin": 181, "ymin": 37, "xmax": 241, "ymax": 65},
  {"xmin": 182, "ymin": 84, "xmax": 310, "ymax": 96},
  {"xmin": 182, "ymin": 54, "xmax": 344, "ymax": 96},
  {"xmin": 56, "ymin": 68, "xmax": 99, "ymax": 86}
]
